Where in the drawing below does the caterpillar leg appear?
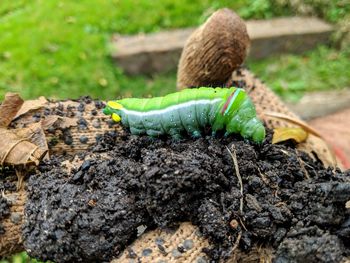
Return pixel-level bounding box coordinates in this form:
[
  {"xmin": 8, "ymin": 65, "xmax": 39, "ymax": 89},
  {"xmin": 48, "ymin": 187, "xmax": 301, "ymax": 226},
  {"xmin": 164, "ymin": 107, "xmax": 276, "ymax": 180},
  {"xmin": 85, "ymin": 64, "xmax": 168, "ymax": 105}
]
[
  {"xmin": 192, "ymin": 130, "xmax": 202, "ymax": 138},
  {"xmin": 252, "ymin": 123, "xmax": 266, "ymax": 143},
  {"xmin": 240, "ymin": 118, "xmax": 265, "ymax": 144},
  {"xmin": 130, "ymin": 127, "xmax": 146, "ymax": 135},
  {"xmin": 171, "ymin": 134, "xmax": 183, "ymax": 140},
  {"xmin": 168, "ymin": 128, "xmax": 183, "ymax": 140},
  {"xmin": 146, "ymin": 129, "xmax": 163, "ymax": 137}
]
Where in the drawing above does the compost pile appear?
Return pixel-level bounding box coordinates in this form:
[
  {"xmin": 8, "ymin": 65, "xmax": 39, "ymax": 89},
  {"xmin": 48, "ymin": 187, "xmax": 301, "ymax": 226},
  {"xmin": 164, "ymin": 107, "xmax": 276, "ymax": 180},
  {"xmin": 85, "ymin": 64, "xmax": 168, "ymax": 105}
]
[{"xmin": 22, "ymin": 129, "xmax": 350, "ymax": 262}]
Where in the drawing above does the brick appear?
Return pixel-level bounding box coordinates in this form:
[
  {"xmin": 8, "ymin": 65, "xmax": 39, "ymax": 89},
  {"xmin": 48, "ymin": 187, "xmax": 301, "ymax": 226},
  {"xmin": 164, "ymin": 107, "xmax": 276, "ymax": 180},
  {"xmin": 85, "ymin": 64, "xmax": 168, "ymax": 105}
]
[{"xmin": 111, "ymin": 17, "xmax": 333, "ymax": 75}]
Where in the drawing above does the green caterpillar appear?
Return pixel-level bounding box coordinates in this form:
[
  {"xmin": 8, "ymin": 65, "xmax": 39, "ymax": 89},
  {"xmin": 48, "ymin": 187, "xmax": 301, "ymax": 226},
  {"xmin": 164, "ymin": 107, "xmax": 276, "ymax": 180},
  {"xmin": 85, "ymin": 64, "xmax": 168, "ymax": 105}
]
[{"xmin": 103, "ymin": 87, "xmax": 265, "ymax": 143}]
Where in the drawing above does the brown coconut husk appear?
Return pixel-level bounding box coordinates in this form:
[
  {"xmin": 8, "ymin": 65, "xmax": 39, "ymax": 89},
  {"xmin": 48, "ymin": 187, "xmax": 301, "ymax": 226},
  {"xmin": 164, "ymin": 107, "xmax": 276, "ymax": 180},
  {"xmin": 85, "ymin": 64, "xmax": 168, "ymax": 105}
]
[{"xmin": 177, "ymin": 8, "xmax": 250, "ymax": 89}]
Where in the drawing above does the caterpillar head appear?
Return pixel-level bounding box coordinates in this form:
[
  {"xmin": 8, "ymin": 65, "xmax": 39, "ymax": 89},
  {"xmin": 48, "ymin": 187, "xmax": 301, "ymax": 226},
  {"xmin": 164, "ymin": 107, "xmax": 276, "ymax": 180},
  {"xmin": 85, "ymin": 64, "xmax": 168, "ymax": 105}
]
[
  {"xmin": 103, "ymin": 101, "xmax": 123, "ymax": 122},
  {"xmin": 223, "ymin": 88, "xmax": 266, "ymax": 143}
]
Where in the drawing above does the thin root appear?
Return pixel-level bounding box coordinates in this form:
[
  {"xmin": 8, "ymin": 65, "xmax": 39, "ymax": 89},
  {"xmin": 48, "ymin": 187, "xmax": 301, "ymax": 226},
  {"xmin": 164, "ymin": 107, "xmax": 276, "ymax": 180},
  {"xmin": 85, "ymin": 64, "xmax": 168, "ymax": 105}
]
[{"xmin": 226, "ymin": 144, "xmax": 243, "ymax": 214}]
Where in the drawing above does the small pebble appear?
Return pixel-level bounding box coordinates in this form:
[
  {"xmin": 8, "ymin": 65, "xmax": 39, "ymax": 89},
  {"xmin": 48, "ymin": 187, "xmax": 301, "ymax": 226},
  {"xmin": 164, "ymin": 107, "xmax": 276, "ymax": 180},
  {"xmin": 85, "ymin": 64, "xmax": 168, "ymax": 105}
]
[
  {"xmin": 158, "ymin": 260, "xmax": 167, "ymax": 263},
  {"xmin": 137, "ymin": 225, "xmax": 147, "ymax": 236},
  {"xmin": 44, "ymin": 108, "xmax": 51, "ymax": 116},
  {"xmin": 177, "ymin": 245, "xmax": 185, "ymax": 253},
  {"xmin": 142, "ymin": 248, "xmax": 152, "ymax": 256},
  {"xmin": 77, "ymin": 103, "xmax": 85, "ymax": 112},
  {"xmin": 127, "ymin": 248, "xmax": 137, "ymax": 259},
  {"xmin": 10, "ymin": 213, "xmax": 22, "ymax": 224},
  {"xmin": 107, "ymin": 119, "xmax": 116, "ymax": 128},
  {"xmin": 47, "ymin": 127, "xmax": 56, "ymax": 134},
  {"xmin": 80, "ymin": 160, "xmax": 91, "ymax": 171},
  {"xmin": 62, "ymin": 131, "xmax": 73, "ymax": 145},
  {"xmin": 183, "ymin": 239, "xmax": 194, "ymax": 250},
  {"xmin": 92, "ymin": 119, "xmax": 101, "ymax": 128},
  {"xmin": 33, "ymin": 112, "xmax": 41, "ymax": 118},
  {"xmin": 196, "ymin": 256, "xmax": 208, "ymax": 263},
  {"xmin": 155, "ymin": 237, "xmax": 165, "ymax": 245},
  {"xmin": 72, "ymin": 171, "xmax": 83, "ymax": 182},
  {"xmin": 195, "ymin": 229, "xmax": 203, "ymax": 237},
  {"xmin": 171, "ymin": 248, "xmax": 182, "ymax": 258},
  {"xmin": 48, "ymin": 137, "xmax": 59, "ymax": 147},
  {"xmin": 95, "ymin": 101, "xmax": 105, "ymax": 109},
  {"xmin": 32, "ymin": 116, "xmax": 41, "ymax": 122},
  {"xmin": 95, "ymin": 134, "xmax": 102, "ymax": 142},
  {"xmin": 157, "ymin": 244, "xmax": 167, "ymax": 255},
  {"xmin": 77, "ymin": 118, "xmax": 88, "ymax": 129},
  {"xmin": 79, "ymin": 136, "xmax": 89, "ymax": 144}
]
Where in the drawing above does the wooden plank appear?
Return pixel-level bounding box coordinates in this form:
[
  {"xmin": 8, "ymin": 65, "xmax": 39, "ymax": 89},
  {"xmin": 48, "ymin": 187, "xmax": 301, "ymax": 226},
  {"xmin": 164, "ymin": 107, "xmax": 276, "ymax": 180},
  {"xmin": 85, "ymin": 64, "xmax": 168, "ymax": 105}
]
[{"xmin": 111, "ymin": 17, "xmax": 333, "ymax": 75}]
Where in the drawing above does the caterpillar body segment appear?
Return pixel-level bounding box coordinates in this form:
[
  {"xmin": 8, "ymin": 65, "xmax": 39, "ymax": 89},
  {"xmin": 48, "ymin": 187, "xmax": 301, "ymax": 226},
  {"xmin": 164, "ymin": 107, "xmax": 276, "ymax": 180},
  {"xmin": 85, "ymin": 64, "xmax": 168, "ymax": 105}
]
[{"xmin": 103, "ymin": 87, "xmax": 266, "ymax": 143}]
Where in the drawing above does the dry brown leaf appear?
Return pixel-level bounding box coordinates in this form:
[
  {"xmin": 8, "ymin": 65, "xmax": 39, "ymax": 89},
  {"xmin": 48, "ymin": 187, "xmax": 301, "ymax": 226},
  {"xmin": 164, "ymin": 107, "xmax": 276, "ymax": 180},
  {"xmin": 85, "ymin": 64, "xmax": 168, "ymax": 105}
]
[
  {"xmin": 0, "ymin": 128, "xmax": 47, "ymax": 166},
  {"xmin": 14, "ymin": 96, "xmax": 47, "ymax": 119},
  {"xmin": 41, "ymin": 116, "xmax": 77, "ymax": 130},
  {"xmin": 0, "ymin": 93, "xmax": 24, "ymax": 127},
  {"xmin": 264, "ymin": 111, "xmax": 322, "ymax": 138},
  {"xmin": 60, "ymin": 117, "xmax": 78, "ymax": 129},
  {"xmin": 41, "ymin": 115, "xmax": 60, "ymax": 130},
  {"xmin": 0, "ymin": 93, "xmax": 48, "ymax": 167},
  {"xmin": 272, "ymin": 127, "xmax": 308, "ymax": 144},
  {"xmin": 14, "ymin": 122, "xmax": 49, "ymax": 158}
]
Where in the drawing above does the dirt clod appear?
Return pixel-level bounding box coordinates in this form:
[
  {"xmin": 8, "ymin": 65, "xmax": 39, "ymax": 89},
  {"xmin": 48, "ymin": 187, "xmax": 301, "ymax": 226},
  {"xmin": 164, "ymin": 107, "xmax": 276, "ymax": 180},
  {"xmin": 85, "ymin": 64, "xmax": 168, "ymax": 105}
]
[{"xmin": 23, "ymin": 131, "xmax": 350, "ymax": 262}]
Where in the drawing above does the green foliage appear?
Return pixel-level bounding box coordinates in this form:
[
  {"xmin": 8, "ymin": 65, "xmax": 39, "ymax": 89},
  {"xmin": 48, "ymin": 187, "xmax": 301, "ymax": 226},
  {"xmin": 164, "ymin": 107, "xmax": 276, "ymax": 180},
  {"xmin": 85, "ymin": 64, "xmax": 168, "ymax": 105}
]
[
  {"xmin": 240, "ymin": 0, "xmax": 289, "ymax": 19},
  {"xmin": 273, "ymin": 0, "xmax": 350, "ymax": 23},
  {"xmin": 248, "ymin": 46, "xmax": 350, "ymax": 102},
  {"xmin": 0, "ymin": 252, "xmax": 43, "ymax": 263},
  {"xmin": 0, "ymin": 0, "xmax": 291, "ymax": 100}
]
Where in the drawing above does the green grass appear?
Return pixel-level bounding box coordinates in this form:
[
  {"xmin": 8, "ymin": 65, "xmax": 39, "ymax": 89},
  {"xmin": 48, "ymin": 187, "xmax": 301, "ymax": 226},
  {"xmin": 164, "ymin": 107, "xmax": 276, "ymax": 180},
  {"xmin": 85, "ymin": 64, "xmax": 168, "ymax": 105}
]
[
  {"xmin": 0, "ymin": 252, "xmax": 42, "ymax": 263},
  {"xmin": 0, "ymin": 0, "xmax": 290, "ymax": 100},
  {"xmin": 248, "ymin": 46, "xmax": 350, "ymax": 102}
]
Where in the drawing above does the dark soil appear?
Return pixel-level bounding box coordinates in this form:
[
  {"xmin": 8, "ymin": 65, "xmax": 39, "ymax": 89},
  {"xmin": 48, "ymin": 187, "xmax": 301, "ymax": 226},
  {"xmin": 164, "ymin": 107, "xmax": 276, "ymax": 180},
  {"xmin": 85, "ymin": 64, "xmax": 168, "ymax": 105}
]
[
  {"xmin": 0, "ymin": 196, "xmax": 10, "ymax": 235},
  {"xmin": 0, "ymin": 168, "xmax": 16, "ymax": 235},
  {"xmin": 23, "ymin": 131, "xmax": 350, "ymax": 263}
]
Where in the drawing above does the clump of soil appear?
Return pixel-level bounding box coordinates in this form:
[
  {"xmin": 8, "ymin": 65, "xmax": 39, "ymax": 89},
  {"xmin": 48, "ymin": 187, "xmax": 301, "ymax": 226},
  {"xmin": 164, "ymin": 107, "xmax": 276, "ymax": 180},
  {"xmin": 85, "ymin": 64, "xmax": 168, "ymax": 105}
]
[
  {"xmin": 23, "ymin": 131, "xmax": 350, "ymax": 262},
  {"xmin": 0, "ymin": 196, "xmax": 10, "ymax": 235},
  {"xmin": 0, "ymin": 168, "xmax": 16, "ymax": 235}
]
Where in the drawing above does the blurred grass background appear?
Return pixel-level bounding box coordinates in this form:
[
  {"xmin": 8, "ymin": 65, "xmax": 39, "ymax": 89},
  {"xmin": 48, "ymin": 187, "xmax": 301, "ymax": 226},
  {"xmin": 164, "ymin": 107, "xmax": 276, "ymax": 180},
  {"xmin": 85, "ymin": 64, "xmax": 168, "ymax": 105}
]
[
  {"xmin": 0, "ymin": 0, "xmax": 348, "ymax": 102},
  {"xmin": 0, "ymin": 0, "xmax": 349, "ymax": 262}
]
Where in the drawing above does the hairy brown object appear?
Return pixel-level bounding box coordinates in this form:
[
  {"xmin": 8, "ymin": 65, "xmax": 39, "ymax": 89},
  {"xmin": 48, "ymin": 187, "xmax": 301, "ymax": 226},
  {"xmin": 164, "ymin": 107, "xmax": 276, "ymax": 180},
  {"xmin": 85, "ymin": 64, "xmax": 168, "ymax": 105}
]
[{"xmin": 177, "ymin": 8, "xmax": 249, "ymax": 89}]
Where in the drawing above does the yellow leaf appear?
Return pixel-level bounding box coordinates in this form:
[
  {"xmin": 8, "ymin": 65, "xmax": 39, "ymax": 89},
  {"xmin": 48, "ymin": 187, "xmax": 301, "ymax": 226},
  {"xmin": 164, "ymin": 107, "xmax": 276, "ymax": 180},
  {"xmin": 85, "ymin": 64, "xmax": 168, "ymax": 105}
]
[{"xmin": 272, "ymin": 127, "xmax": 308, "ymax": 144}]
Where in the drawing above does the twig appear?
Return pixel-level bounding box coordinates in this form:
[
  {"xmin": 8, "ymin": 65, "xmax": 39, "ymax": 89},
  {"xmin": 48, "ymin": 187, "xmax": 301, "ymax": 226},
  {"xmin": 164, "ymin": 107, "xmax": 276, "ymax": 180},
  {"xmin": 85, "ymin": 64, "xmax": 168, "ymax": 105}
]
[
  {"xmin": 226, "ymin": 145, "xmax": 243, "ymax": 214},
  {"xmin": 238, "ymin": 217, "xmax": 248, "ymax": 231},
  {"xmin": 295, "ymin": 149, "xmax": 310, "ymax": 179},
  {"xmin": 231, "ymin": 232, "xmax": 242, "ymax": 253}
]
